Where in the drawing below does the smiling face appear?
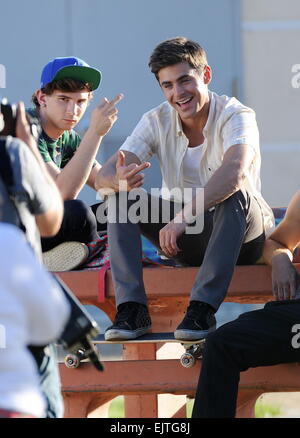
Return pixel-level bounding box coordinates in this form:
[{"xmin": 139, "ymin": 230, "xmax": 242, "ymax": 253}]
[
  {"xmin": 37, "ymin": 89, "xmax": 90, "ymax": 138},
  {"xmin": 158, "ymin": 61, "xmax": 211, "ymax": 122}
]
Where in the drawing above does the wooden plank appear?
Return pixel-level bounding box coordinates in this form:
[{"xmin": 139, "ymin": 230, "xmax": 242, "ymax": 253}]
[
  {"xmin": 57, "ymin": 264, "xmax": 300, "ymax": 304},
  {"xmin": 60, "ymin": 360, "xmax": 300, "ymax": 395}
]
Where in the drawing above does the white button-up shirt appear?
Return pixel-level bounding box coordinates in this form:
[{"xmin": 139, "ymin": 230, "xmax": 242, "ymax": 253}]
[{"xmin": 121, "ymin": 90, "xmax": 275, "ymax": 235}]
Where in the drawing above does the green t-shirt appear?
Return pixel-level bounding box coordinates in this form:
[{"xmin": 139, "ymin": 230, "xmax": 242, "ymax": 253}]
[
  {"xmin": 38, "ymin": 129, "xmax": 81, "ymax": 169},
  {"xmin": 27, "ymin": 108, "xmax": 81, "ymax": 169}
]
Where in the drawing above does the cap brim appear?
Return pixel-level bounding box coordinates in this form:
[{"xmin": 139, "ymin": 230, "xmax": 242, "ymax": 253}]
[{"xmin": 53, "ymin": 65, "xmax": 101, "ymax": 91}]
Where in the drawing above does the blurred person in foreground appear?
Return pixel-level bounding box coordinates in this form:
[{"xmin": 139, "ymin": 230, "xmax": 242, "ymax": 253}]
[
  {"xmin": 0, "ymin": 102, "xmax": 68, "ymax": 417},
  {"xmin": 0, "ymin": 224, "xmax": 70, "ymax": 418}
]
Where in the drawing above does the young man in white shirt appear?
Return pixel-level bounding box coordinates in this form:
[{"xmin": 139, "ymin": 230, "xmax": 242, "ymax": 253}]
[{"xmin": 96, "ymin": 37, "xmax": 274, "ymax": 341}]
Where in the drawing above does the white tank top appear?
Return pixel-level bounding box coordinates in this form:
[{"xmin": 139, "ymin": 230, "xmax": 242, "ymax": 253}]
[{"xmin": 182, "ymin": 143, "xmax": 205, "ymax": 202}]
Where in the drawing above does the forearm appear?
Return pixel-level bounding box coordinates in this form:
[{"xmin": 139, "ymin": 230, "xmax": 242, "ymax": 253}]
[
  {"xmin": 55, "ymin": 129, "xmax": 103, "ymax": 199},
  {"xmin": 263, "ymin": 238, "xmax": 293, "ymax": 266},
  {"xmin": 181, "ymin": 164, "xmax": 243, "ymax": 223},
  {"xmin": 95, "ymin": 162, "xmax": 119, "ymax": 193},
  {"xmin": 36, "ymin": 172, "xmax": 64, "ymax": 237}
]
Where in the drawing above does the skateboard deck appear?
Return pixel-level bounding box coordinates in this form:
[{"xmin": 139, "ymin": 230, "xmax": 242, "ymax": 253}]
[
  {"xmin": 93, "ymin": 332, "xmax": 204, "ymax": 346},
  {"xmin": 64, "ymin": 332, "xmax": 205, "ymax": 369}
]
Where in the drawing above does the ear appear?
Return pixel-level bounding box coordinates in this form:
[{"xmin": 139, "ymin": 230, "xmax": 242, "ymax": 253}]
[
  {"xmin": 203, "ymin": 65, "xmax": 212, "ymax": 85},
  {"xmin": 35, "ymin": 89, "xmax": 47, "ymax": 107}
]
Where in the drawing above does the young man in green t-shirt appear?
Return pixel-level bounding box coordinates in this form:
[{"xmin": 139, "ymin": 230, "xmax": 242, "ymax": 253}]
[{"xmin": 31, "ymin": 56, "xmax": 123, "ymax": 271}]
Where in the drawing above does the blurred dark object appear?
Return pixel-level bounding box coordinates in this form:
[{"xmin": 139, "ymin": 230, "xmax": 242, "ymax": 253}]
[
  {"xmin": 0, "ymin": 98, "xmax": 17, "ymax": 137},
  {"xmin": 0, "ymin": 98, "xmax": 41, "ymax": 140},
  {"xmin": 54, "ymin": 276, "xmax": 104, "ymax": 371}
]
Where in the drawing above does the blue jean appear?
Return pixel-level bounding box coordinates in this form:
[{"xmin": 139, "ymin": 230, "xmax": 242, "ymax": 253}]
[
  {"xmin": 108, "ymin": 190, "xmax": 265, "ymax": 309},
  {"xmin": 28, "ymin": 344, "xmax": 63, "ymax": 418}
]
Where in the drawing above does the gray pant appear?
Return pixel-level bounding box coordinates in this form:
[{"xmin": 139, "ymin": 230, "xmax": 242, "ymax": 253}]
[{"xmin": 107, "ymin": 190, "xmax": 265, "ymax": 310}]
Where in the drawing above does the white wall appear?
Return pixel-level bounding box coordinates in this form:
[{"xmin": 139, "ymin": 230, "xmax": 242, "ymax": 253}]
[
  {"xmin": 242, "ymin": 0, "xmax": 300, "ymax": 206},
  {"xmin": 1, "ymin": 0, "xmax": 241, "ymax": 204}
]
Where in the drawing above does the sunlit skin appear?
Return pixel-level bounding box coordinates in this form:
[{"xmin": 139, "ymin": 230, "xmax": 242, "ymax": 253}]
[
  {"xmin": 157, "ymin": 61, "xmax": 212, "ymax": 134},
  {"xmin": 36, "ymin": 89, "xmax": 91, "ymax": 139}
]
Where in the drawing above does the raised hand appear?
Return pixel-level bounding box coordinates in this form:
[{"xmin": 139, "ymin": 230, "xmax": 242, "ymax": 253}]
[
  {"xmin": 115, "ymin": 150, "xmax": 150, "ymax": 191},
  {"xmin": 89, "ymin": 94, "xmax": 124, "ymax": 137},
  {"xmin": 16, "ymin": 102, "xmax": 38, "ymax": 152},
  {"xmin": 271, "ymin": 253, "xmax": 300, "ymax": 300}
]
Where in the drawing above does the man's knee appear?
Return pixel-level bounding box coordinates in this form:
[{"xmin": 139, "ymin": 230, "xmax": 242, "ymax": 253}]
[
  {"xmin": 64, "ymin": 200, "xmax": 94, "ymax": 223},
  {"xmin": 204, "ymin": 324, "xmax": 241, "ymax": 360},
  {"xmin": 204, "ymin": 329, "xmax": 228, "ymax": 356},
  {"xmin": 218, "ymin": 189, "xmax": 249, "ymax": 212},
  {"xmin": 64, "ymin": 199, "xmax": 89, "ymax": 214}
]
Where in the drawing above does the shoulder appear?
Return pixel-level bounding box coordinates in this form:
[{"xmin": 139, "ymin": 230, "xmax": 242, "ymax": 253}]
[
  {"xmin": 142, "ymin": 101, "xmax": 173, "ymax": 122},
  {"xmin": 210, "ymin": 91, "xmax": 256, "ymax": 122},
  {"xmin": 284, "ymin": 191, "xmax": 300, "ymax": 222},
  {"xmin": 62, "ymin": 129, "xmax": 81, "ymax": 146}
]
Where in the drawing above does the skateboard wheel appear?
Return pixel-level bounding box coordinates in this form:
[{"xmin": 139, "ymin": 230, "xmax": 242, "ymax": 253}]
[
  {"xmin": 64, "ymin": 349, "xmax": 86, "ymax": 368},
  {"xmin": 180, "ymin": 352, "xmax": 196, "ymax": 368},
  {"xmin": 64, "ymin": 353, "xmax": 81, "ymax": 368}
]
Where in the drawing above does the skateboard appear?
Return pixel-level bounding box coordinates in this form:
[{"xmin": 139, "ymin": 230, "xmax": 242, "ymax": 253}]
[{"xmin": 64, "ymin": 332, "xmax": 205, "ymax": 369}]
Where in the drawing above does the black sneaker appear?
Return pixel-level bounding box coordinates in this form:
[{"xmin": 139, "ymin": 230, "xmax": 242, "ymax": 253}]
[
  {"xmin": 174, "ymin": 301, "xmax": 216, "ymax": 341},
  {"xmin": 105, "ymin": 302, "xmax": 152, "ymax": 341}
]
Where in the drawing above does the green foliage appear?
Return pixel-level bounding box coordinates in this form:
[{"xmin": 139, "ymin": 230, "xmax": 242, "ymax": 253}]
[
  {"xmin": 255, "ymin": 401, "xmax": 281, "ymax": 418},
  {"xmin": 109, "ymin": 396, "xmax": 125, "ymax": 418}
]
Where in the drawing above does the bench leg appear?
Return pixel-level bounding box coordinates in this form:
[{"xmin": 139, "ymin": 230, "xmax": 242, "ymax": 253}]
[
  {"xmin": 123, "ymin": 343, "xmax": 188, "ymax": 418},
  {"xmin": 63, "ymin": 392, "xmax": 117, "ymax": 418},
  {"xmin": 157, "ymin": 342, "xmax": 188, "ymax": 418},
  {"xmin": 236, "ymin": 390, "xmax": 263, "ymax": 418},
  {"xmin": 123, "ymin": 344, "xmax": 158, "ymax": 418}
]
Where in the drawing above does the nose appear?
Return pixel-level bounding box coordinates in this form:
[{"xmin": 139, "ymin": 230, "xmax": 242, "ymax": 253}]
[
  {"xmin": 173, "ymin": 82, "xmax": 185, "ymax": 98},
  {"xmin": 66, "ymin": 100, "xmax": 81, "ymax": 116}
]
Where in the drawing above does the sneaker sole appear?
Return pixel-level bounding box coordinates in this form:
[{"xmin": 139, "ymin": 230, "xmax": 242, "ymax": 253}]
[
  {"xmin": 104, "ymin": 326, "xmax": 152, "ymax": 341},
  {"xmin": 42, "ymin": 242, "xmax": 89, "ymax": 272},
  {"xmin": 174, "ymin": 324, "xmax": 216, "ymax": 341}
]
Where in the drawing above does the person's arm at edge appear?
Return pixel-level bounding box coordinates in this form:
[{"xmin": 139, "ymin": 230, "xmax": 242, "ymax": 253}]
[
  {"xmin": 263, "ymin": 190, "xmax": 300, "ymax": 300},
  {"xmin": 17, "ymin": 102, "xmax": 63, "ymax": 237}
]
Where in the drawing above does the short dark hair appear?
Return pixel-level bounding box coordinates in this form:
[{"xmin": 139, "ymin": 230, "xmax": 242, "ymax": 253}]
[
  {"xmin": 32, "ymin": 77, "xmax": 93, "ymax": 107},
  {"xmin": 148, "ymin": 37, "xmax": 208, "ymax": 80}
]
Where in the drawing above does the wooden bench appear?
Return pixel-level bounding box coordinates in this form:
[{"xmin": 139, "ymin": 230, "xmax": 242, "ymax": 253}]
[{"xmin": 57, "ymin": 264, "xmax": 300, "ymax": 418}]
